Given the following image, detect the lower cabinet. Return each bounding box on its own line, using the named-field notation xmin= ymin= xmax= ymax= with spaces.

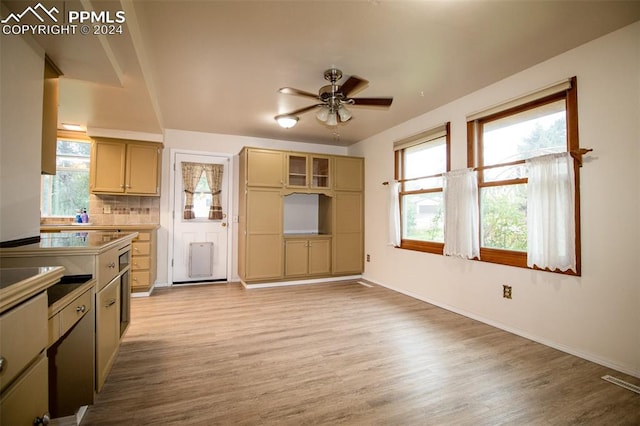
xmin=96 ymin=277 xmax=120 ymax=392
xmin=0 ymin=292 xmax=49 ymax=426
xmin=0 ymin=354 xmax=49 ymax=426
xmin=285 ymin=237 xmax=331 ymax=277
xmin=241 ymin=188 xmax=283 ymax=281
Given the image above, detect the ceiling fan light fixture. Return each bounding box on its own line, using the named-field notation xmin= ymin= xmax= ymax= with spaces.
xmin=316 ymin=106 xmax=329 ymax=122
xmin=338 ymin=105 xmax=352 ymax=122
xmin=275 ymin=115 xmax=298 ymax=129
xmin=326 ymin=112 xmax=338 ymax=126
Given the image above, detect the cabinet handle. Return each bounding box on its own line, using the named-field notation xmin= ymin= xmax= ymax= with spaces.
xmin=33 ymin=414 xmax=50 ymax=425
xmin=0 ymin=356 xmax=5 ymax=372
xmin=107 ymin=262 xmax=116 ymax=269
xmin=76 ymin=305 xmax=86 ymax=313
xmin=105 ymin=298 xmax=116 ymax=308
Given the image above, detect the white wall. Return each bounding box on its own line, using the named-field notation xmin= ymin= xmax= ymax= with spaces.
xmin=350 ymin=22 xmax=640 ymax=377
xmin=0 ymin=33 xmax=44 ymax=243
xmin=157 ymin=129 xmax=348 ymax=285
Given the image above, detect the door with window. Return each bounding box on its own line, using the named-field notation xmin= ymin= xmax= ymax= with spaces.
xmin=172 ymin=152 xmax=229 ymax=283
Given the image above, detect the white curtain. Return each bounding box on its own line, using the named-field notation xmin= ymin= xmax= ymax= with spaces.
xmin=387 ymin=181 xmax=401 ymax=247
xmin=526 ymin=152 xmax=576 ymax=272
xmin=443 ymin=169 xmax=479 ymax=259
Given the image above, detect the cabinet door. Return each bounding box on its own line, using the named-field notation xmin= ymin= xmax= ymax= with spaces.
xmin=334 ymin=156 xmax=364 ymax=191
xmin=96 ymin=277 xmax=120 ymax=391
xmin=284 ymin=240 xmax=309 ymax=276
xmin=0 ymin=354 xmax=48 ymax=426
xmin=245 ymin=189 xmax=283 ymax=280
xmin=247 ymin=149 xmax=284 ymax=187
xmin=126 ymin=143 xmax=160 ymax=195
xmin=90 ymin=141 xmax=126 ymax=193
xmin=286 ymin=154 xmax=308 ymax=188
xmin=308 ymin=238 xmax=331 ymax=275
xmin=333 ymin=192 xmax=363 ymax=274
xmin=310 ymin=156 xmax=331 ymax=189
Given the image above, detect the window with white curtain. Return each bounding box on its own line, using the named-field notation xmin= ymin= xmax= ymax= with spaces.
xmin=394 ymin=123 xmax=450 ymax=254
xmin=467 ymin=77 xmax=581 ymax=274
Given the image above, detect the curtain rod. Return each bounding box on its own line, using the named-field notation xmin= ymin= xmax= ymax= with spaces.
xmin=382 ymin=148 xmax=592 ymax=185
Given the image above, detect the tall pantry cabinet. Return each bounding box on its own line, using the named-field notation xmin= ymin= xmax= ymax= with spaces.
xmin=238 ymin=147 xmax=364 ymax=284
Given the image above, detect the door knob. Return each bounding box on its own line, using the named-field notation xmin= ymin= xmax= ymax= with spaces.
xmin=221 ymin=222 xmax=227 ymax=227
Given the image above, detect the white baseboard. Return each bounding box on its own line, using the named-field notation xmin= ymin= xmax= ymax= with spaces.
xmin=242 ymin=275 xmax=362 ymax=289
xmin=364 ymin=276 xmax=640 ymax=379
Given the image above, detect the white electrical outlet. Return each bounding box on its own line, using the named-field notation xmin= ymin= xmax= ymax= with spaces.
xmin=103 ymin=205 xmax=111 ymax=214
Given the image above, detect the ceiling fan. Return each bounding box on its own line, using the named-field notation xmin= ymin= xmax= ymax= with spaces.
xmin=275 ymin=68 xmax=393 ymax=128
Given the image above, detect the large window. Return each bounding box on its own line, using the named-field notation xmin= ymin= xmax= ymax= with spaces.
xmin=467 ymin=77 xmax=580 ymax=273
xmin=41 ymin=134 xmax=91 ymax=217
xmin=394 ymin=123 xmax=450 ymax=254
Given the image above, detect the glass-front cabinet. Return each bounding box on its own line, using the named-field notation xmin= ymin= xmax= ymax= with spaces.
xmin=286 ymin=153 xmax=331 ymax=190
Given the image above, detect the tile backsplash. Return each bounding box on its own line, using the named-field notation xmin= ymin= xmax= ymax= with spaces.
xmin=90 ymin=195 xmax=160 ymax=225
xmin=42 ymin=195 xmax=160 ymax=225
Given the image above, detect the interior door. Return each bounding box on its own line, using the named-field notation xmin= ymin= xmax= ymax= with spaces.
xmin=172 ymin=153 xmax=229 ymax=283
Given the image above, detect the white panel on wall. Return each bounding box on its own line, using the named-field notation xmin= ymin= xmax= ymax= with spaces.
xmin=283 ymin=194 xmax=319 ymax=234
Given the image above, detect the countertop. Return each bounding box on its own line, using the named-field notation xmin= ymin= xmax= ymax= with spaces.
xmin=0 ymin=266 xmax=65 ymax=312
xmin=0 ymin=231 xmax=138 ymax=257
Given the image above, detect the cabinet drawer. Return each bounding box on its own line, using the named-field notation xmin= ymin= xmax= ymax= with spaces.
xmin=131 ymin=271 xmax=150 ymax=289
xmin=131 ymin=256 xmax=150 ymax=271
xmin=0 ymin=292 xmax=47 ymax=391
xmin=59 ymin=289 xmax=91 ymax=339
xmin=0 ymin=353 xmax=48 ymax=426
xmin=98 ymin=247 xmax=119 ymax=289
xmin=134 ymin=232 xmax=151 ymax=242
xmin=132 ymin=241 xmax=150 ymax=256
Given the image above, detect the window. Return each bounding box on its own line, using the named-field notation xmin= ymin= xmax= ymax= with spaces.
xmin=41 ymin=134 xmax=91 ymax=217
xmin=467 ymin=77 xmax=580 ymax=274
xmin=394 ymin=123 xmax=450 ymax=253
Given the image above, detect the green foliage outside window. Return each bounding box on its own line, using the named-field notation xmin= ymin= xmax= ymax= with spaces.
xmin=480 ymin=111 xmax=566 ymax=251
xmin=41 ymin=140 xmax=90 ymax=217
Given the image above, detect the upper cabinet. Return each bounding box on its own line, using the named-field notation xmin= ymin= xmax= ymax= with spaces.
xmin=286 ymin=153 xmax=331 ymax=191
xmin=245 ymin=148 xmax=284 ymax=187
xmin=90 ymin=138 xmax=163 ymax=196
xmin=41 ymin=57 xmax=61 ymax=175
xmin=334 ymin=156 xmax=364 ymax=192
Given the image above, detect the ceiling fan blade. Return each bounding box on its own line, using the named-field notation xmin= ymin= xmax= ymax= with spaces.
xmin=340 ymin=76 xmax=369 ymax=97
xmin=350 ymin=97 xmax=394 ymax=107
xmin=278 ymin=87 xmax=320 ymax=99
xmin=280 ymin=104 xmax=323 ymax=116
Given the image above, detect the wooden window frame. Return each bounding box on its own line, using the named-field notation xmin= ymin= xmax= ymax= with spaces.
xmin=395 ymin=123 xmax=451 ymax=254
xmin=467 ymin=77 xmax=581 ymax=275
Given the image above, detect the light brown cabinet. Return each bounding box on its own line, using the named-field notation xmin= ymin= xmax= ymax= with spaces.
xmin=0 ymin=292 xmax=49 ymax=426
xmin=131 ymin=230 xmax=156 ymax=293
xmin=285 ymin=237 xmax=331 ymax=277
xmin=286 ymin=153 xmax=331 ymax=190
xmin=334 ymin=156 xmax=364 ymax=191
xmin=241 ymin=188 xmax=283 ymax=280
xmin=90 ymin=138 xmax=163 ymax=196
xmin=239 ymin=147 xmax=364 ymax=285
xmin=41 ymin=57 xmax=60 ymax=175
xmin=246 ymin=148 xmax=284 ymax=187
xmin=333 ymin=191 xmax=364 ymax=274
xmin=96 ymin=276 xmax=120 ymax=392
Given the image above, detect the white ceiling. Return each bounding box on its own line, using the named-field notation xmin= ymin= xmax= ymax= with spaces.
xmin=4 ymin=0 xmax=640 ymax=146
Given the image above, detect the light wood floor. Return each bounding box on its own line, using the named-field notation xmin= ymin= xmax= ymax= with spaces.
xmin=81 ymin=280 xmax=639 ymax=425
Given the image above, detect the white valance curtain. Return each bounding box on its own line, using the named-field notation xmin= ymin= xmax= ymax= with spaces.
xmin=443 ymin=169 xmax=480 ymax=259
xmin=387 ymin=181 xmax=401 ymax=247
xmin=526 ymin=152 xmax=576 ymax=272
